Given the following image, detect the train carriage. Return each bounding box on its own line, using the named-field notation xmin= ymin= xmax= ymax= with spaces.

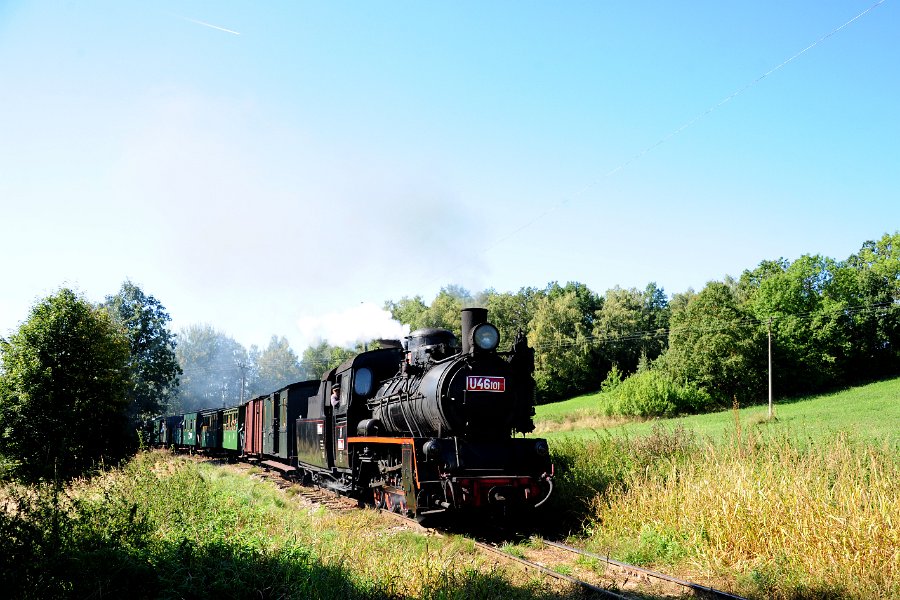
xmin=181 ymin=411 xmax=200 ymax=449
xmin=148 ymin=416 xmax=165 ymax=446
xmin=163 ymin=415 xmax=182 ymax=447
xmin=275 ymin=381 xmax=318 ymax=465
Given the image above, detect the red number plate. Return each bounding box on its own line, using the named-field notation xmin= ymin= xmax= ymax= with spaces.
xmin=466 ymin=376 xmax=506 ymax=392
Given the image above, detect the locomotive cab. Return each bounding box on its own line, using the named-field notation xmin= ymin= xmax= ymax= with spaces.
xmin=295 ymin=347 xmax=404 ymax=489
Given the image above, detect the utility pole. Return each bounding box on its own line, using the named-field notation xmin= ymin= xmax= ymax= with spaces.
xmin=768 ymin=317 xmax=774 ymax=419
xmin=238 ymin=361 xmax=247 ymax=404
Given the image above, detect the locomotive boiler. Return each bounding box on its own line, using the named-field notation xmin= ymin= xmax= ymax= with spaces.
xmin=366 ymin=308 xmax=538 ymax=440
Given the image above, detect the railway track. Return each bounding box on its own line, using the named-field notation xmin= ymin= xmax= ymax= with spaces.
xmin=476 ymin=538 xmax=748 ymax=599
xmin=218 ymin=456 xmax=748 ymax=599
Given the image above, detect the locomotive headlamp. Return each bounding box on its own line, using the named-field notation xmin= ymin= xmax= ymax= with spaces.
xmin=534 ymin=440 xmax=549 ymax=456
xmin=472 ymin=323 xmax=500 ymax=351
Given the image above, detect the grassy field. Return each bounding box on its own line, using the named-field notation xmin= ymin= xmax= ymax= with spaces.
xmin=534 ymin=376 xmax=900 ymax=448
xmin=536 ymin=376 xmax=900 ymax=599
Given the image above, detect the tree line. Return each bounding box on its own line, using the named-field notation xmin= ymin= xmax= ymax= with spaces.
xmin=0 ymin=282 xmax=357 ymax=483
xmin=173 ymin=326 xmax=359 ymax=413
xmin=386 ymin=232 xmax=900 ymax=412
xmin=2 ymin=232 xmax=897 ymax=483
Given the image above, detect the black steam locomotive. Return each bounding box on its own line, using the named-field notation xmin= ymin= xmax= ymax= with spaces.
xmin=150 ymin=308 xmax=553 ymax=518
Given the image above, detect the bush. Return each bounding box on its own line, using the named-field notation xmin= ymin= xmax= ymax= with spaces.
xmin=604 ymin=369 xmax=713 ymax=417
xmin=600 ymin=364 xmax=624 ymax=393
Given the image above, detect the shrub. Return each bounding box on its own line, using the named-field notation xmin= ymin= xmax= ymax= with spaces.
xmin=600 ymin=365 xmax=624 ymax=393
xmin=604 ymin=369 xmax=712 ymax=417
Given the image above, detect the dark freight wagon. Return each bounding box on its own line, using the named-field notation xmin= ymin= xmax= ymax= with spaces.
xmin=163 ymin=415 xmax=182 ymax=446
xmin=274 ymin=381 xmax=318 ymax=465
xmin=149 ymin=416 xmax=165 ymax=446
xmin=258 ymin=382 xmax=319 ymax=463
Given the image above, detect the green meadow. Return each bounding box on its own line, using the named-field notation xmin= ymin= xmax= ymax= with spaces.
xmin=534 ymin=376 xmax=900 ymax=448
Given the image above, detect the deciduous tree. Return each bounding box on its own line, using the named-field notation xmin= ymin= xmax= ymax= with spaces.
xmin=300 ymin=342 xmax=356 ymax=380
xmin=175 ymin=325 xmax=248 ymax=411
xmin=251 ymin=335 xmax=304 ymax=394
xmin=482 ymin=286 xmax=541 ymax=349
xmin=104 ymin=281 xmax=181 ymax=421
xmin=0 ymin=289 xmax=131 ymax=482
xmin=662 ymin=281 xmax=764 ymax=404
xmin=593 ymin=283 xmax=669 ymax=374
xmin=528 ymin=290 xmax=598 ymax=402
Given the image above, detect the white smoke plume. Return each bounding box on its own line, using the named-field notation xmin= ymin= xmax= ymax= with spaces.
xmin=296 ymin=302 xmax=409 ymax=350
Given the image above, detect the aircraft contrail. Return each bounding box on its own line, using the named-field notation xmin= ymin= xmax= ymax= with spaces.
xmin=180 ymin=15 xmax=241 ymax=36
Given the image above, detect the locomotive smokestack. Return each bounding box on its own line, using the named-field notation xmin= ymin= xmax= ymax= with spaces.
xmin=461 ymin=308 xmax=488 ymax=354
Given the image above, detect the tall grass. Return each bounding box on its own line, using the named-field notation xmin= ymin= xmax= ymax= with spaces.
xmin=0 ymin=452 xmax=565 ymax=599
xmin=551 ymin=426 xmax=900 ymax=599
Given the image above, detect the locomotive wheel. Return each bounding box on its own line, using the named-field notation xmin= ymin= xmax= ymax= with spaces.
xmin=372 ymin=488 xmax=385 ymax=509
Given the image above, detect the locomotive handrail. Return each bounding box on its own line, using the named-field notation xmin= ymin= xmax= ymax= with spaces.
xmin=398 ymin=390 xmax=423 ymax=438
xmin=533 ymin=477 xmax=553 ymax=508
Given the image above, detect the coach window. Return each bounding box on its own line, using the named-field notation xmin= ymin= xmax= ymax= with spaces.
xmin=337 ymin=375 xmax=351 ymax=413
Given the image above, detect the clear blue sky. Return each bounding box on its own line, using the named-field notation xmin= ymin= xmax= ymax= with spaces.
xmin=2 ymin=1 xmax=897 ymax=352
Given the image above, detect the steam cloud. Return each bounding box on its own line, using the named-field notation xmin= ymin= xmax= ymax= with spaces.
xmin=296 ymin=302 xmax=410 ymax=350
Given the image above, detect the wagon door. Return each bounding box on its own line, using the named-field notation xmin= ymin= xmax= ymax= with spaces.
xmin=263 ymin=392 xmax=279 ymax=455
xmin=278 ymin=393 xmax=288 ymax=460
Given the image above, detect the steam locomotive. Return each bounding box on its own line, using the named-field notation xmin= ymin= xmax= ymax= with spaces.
xmin=149 ymin=308 xmax=553 ymax=518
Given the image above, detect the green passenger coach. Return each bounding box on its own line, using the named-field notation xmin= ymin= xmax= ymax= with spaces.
xmin=222 ymin=406 xmax=243 ymax=452
xmin=181 ymin=412 xmax=200 ymax=448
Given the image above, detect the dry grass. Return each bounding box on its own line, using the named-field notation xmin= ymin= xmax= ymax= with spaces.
xmin=532 ymin=409 xmax=631 ymax=434
xmin=583 ymin=431 xmax=900 ymax=598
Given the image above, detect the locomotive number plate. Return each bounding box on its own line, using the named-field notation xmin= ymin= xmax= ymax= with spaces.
xmin=466 ymin=376 xmax=506 ymax=392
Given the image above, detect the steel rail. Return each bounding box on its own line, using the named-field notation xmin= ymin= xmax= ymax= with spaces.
xmin=544 ymin=540 xmax=748 ymax=600
xmin=472 ymin=541 xmax=633 ymax=600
